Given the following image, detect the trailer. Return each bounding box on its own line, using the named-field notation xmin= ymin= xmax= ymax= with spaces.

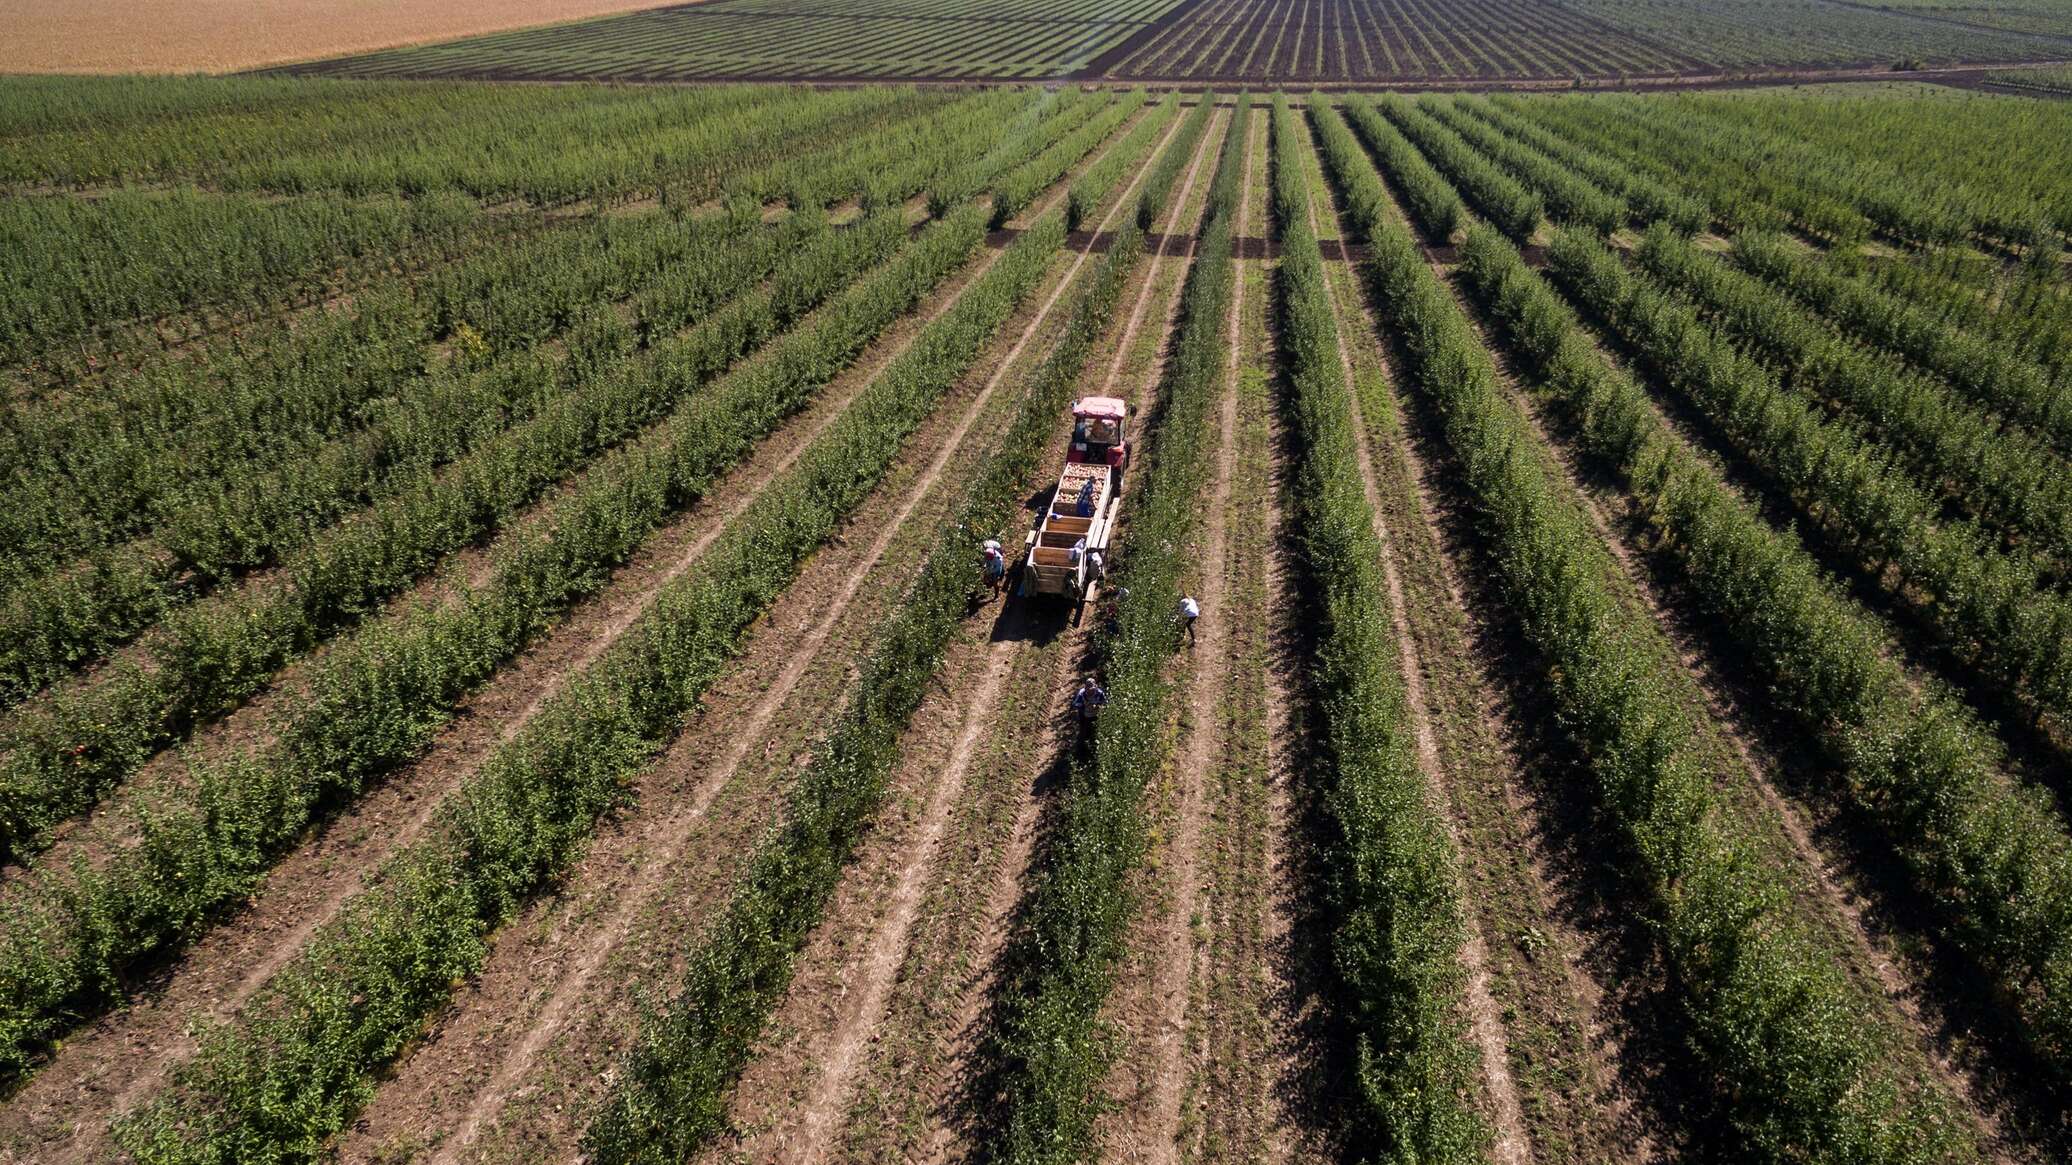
xmin=1019 ymin=395 xmax=1128 ymax=606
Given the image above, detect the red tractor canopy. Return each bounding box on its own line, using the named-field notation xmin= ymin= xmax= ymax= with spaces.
xmin=1070 ymin=396 xmax=1128 ymax=467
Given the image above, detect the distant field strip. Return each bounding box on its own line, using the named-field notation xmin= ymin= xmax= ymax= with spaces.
xmin=287 ymin=0 xmax=2072 ymax=81
xmin=291 ymin=0 xmax=1188 ymax=80
xmin=1110 ymin=0 xmax=1700 ymax=79
xmin=1565 ymin=0 xmax=2072 ymax=67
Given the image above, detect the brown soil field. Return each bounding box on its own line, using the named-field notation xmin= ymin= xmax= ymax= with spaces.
xmin=0 ymin=0 xmax=688 ymax=74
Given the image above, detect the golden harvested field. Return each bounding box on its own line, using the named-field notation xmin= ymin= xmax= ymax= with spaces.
xmin=0 ymin=0 xmax=686 ymax=74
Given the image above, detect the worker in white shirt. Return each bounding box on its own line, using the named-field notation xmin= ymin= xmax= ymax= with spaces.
xmin=980 ymin=538 xmax=1007 ymax=597
xmin=1178 ymin=594 xmax=1200 ymax=645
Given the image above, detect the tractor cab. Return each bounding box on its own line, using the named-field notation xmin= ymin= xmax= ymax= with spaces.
xmin=1068 ymin=396 xmax=1129 ymax=470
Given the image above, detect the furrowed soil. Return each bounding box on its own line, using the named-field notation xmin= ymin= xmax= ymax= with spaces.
xmin=1227 ymin=102 xmax=1328 ymax=1165
xmin=1090 ymin=105 xmax=1248 ymax=1165
xmin=1289 ymin=110 xmax=1529 ymax=1165
xmin=0 ymin=204 xmax=803 ymax=878
xmin=1354 ymin=115 xmax=2020 ymax=1159
xmin=0 ymin=0 xmax=691 ymax=74
xmin=1022 ymin=101 xmax=1229 ymax=1163
xmin=1522 ymin=241 xmax=2054 ymax=1160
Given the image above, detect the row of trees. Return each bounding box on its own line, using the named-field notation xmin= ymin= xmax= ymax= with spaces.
xmin=987 ymin=92 xmax=1241 ymax=1165
xmin=1296 ymin=96 xmax=1488 ymax=1164
xmin=1463 ymin=220 xmax=2072 ymax=1099
xmin=1550 ymin=231 xmax=2072 ymax=740
xmin=1333 ymin=110 xmax=1972 ymax=1164
xmin=0 ymin=206 xmax=961 ymax=1082
xmin=1731 ymin=230 xmax=2072 ymax=458
xmin=0 ymin=208 xmax=775 ymax=711
xmin=1390 ymin=75 xmax=2072 ymax=1102
xmin=0 ymin=212 xmax=886 ymax=863
xmin=1420 ymin=97 xmax=1624 ymax=234
xmin=0 ymin=93 xmax=1106 ymax=866
xmin=1474 ymin=94 xmax=1706 ymax=234
xmin=0 ymin=188 xmax=482 ymax=368
xmin=1637 ymin=225 xmax=2072 ymax=566
xmin=1372 ymin=93 xmax=1541 ymax=241
xmin=988 ymin=90 xmax=1147 ymax=229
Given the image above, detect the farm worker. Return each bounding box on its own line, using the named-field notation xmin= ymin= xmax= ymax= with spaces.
xmin=1100 ymin=586 xmax=1129 ymax=636
xmin=1076 ymin=477 xmax=1097 ymax=516
xmin=1179 ymin=594 xmax=1200 ymax=645
xmin=1086 ymin=549 xmax=1105 ymax=584
xmin=980 ymin=538 xmax=1007 ymax=596
xmin=1069 ymin=536 xmax=1087 ymax=566
xmin=1072 ymin=676 xmax=1107 ymax=726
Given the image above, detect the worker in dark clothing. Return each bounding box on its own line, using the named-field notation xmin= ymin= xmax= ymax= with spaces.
xmin=1071 ymin=676 xmax=1107 ymax=754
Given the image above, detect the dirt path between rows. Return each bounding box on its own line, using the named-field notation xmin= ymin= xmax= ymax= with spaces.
xmin=0 ymin=204 xmax=873 ymax=888
xmin=700 ymin=106 xmax=1205 ymax=1165
xmin=413 ymin=268 xmax=1051 ymax=1164
xmin=1294 ymin=116 xmax=1529 ymax=1164
xmin=1098 ymin=105 xmax=1243 ymax=1165
xmin=0 ymin=194 xmax=1048 ymax=1165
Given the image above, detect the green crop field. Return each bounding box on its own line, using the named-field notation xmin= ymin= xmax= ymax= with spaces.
xmin=4 ymin=64 xmax=2072 ymax=1165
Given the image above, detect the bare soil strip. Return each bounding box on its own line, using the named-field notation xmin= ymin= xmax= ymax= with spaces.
xmin=1397 ymin=158 xmax=2014 ymax=1150
xmin=0 ymin=172 xmax=1081 ymax=1165
xmin=1509 ymin=374 xmax=2025 ymax=1162
xmin=700 ymin=106 xmax=1206 ymax=1165
xmin=0 ymin=0 xmax=693 ymax=74
xmin=344 ymin=245 xmax=1038 ymax=1165
xmin=952 ymin=107 xmax=1228 ymax=1165
xmin=1292 ymin=111 xmax=1530 ymax=1163
xmin=1072 ymin=0 xmax=1217 ymax=78
xmin=1095 ymin=106 xmax=1243 ymax=1165
xmin=1185 ymin=105 xmax=1275 ymax=1165
xmin=828 ymin=608 xmax=1078 ymax=1165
